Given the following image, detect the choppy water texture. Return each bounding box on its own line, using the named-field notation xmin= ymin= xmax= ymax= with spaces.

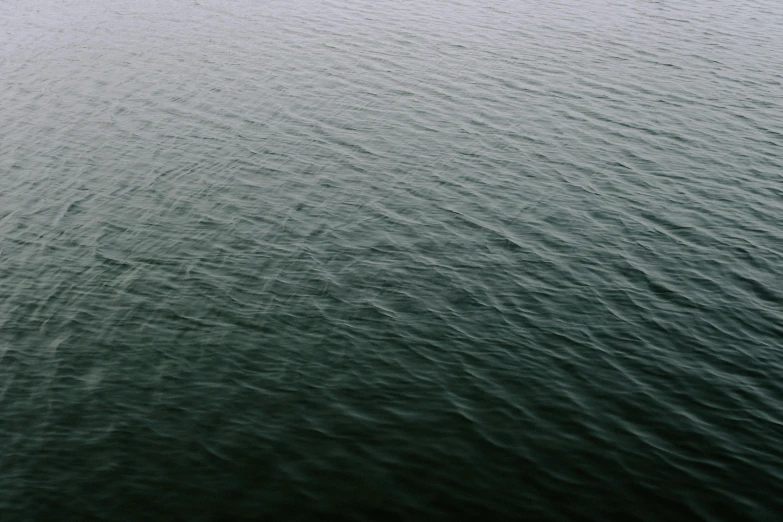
xmin=2 ymin=0 xmax=782 ymax=520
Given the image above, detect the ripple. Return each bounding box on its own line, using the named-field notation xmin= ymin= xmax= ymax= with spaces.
xmin=2 ymin=0 xmax=783 ymax=520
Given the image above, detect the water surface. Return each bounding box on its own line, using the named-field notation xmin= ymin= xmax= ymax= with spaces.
xmin=1 ymin=0 xmax=782 ymax=520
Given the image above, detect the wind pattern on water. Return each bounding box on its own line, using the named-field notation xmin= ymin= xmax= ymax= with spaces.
xmin=1 ymin=0 xmax=782 ymax=520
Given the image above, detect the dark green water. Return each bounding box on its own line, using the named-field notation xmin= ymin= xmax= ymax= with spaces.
xmin=1 ymin=0 xmax=782 ymax=520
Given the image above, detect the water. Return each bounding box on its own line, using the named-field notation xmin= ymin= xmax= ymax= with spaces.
xmin=1 ymin=0 xmax=782 ymax=520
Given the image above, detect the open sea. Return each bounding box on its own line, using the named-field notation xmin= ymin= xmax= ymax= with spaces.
xmin=1 ymin=0 xmax=782 ymax=520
